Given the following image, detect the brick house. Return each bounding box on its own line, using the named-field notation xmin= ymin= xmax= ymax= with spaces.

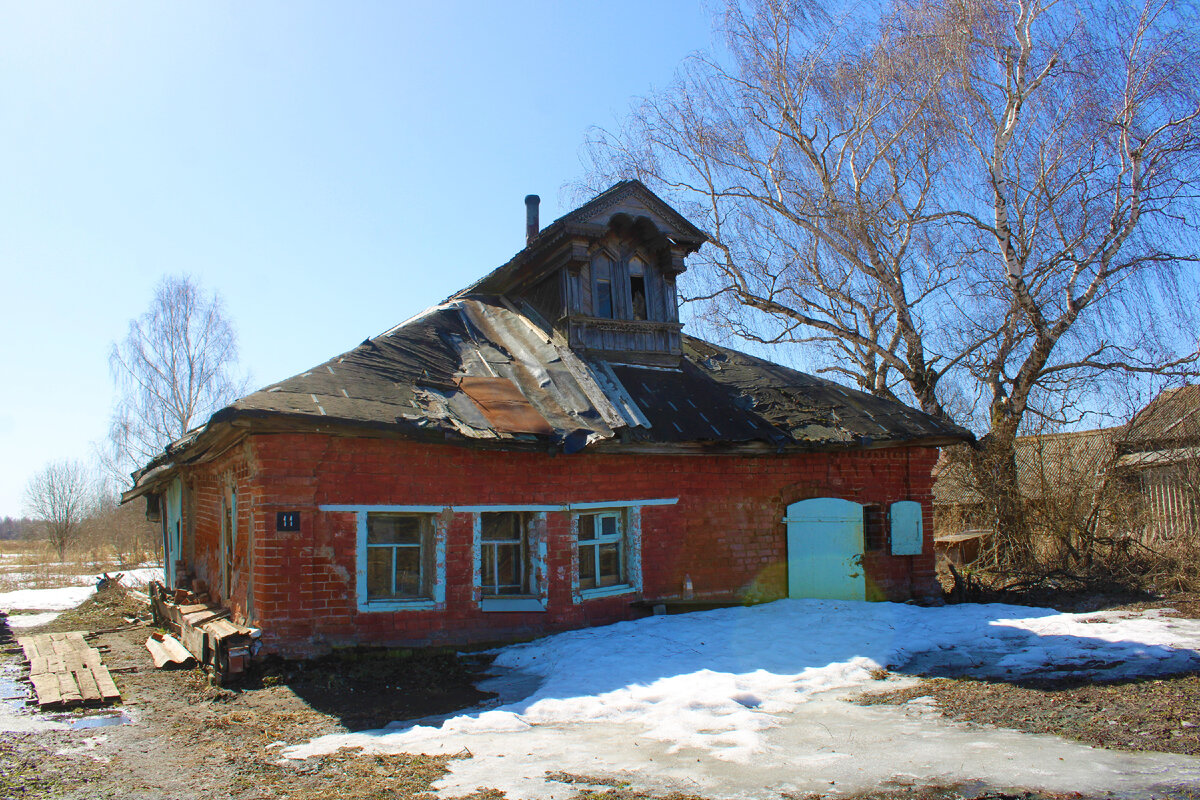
xmin=125 ymin=181 xmax=969 ymax=657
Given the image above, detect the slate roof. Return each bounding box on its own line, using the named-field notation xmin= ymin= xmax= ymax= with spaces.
xmin=208 ymin=297 xmax=968 ymax=453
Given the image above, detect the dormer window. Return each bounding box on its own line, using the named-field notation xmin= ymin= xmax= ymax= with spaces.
xmin=593 ymin=254 xmax=614 ymax=319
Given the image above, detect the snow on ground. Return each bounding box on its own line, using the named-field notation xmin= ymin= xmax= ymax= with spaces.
xmin=116 ymin=567 xmax=163 ymax=588
xmin=286 ymin=599 xmax=1200 ymax=799
xmin=0 ymin=585 xmax=95 ymax=612
xmin=5 ymin=612 xmax=61 ymax=628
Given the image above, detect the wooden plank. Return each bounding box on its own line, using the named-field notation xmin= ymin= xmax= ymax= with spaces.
xmin=180 ymin=623 xmax=207 ymax=663
xmin=56 ymin=671 xmax=82 ymax=705
xmin=183 ymin=609 xmax=228 ymax=627
xmin=28 ymin=656 xmax=49 ymax=676
xmin=29 ymin=673 xmax=61 ymax=707
xmin=92 ymin=666 xmax=121 ymax=702
xmin=72 ymin=662 xmax=101 ymax=703
xmin=202 ymin=618 xmax=242 ymax=640
xmin=178 ymin=603 xmax=213 ymax=615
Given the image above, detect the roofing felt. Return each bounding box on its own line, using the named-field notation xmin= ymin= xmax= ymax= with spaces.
xmin=207 ymin=296 xmax=968 ymax=454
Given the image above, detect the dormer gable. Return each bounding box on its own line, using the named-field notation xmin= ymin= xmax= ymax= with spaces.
xmin=453 ymin=181 xmax=708 ymax=365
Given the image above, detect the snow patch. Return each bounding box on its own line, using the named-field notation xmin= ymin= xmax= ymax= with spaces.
xmin=0 ymin=585 xmax=94 ymax=611
xmin=284 ymin=599 xmax=1200 ymax=798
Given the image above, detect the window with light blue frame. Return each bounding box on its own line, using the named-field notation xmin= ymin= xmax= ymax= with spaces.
xmin=573 ymin=503 xmax=649 ymax=600
xmin=335 ymin=506 xmax=447 ymax=612
xmin=476 ymin=510 xmax=547 ymax=612
xmin=366 ymin=513 xmax=434 ymax=601
xmin=577 ymin=510 xmax=625 ymax=590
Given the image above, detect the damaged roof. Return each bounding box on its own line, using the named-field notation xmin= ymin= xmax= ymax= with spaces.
xmin=126 ymin=181 xmax=971 ymax=498
xmin=203 ymin=297 xmax=967 ymax=454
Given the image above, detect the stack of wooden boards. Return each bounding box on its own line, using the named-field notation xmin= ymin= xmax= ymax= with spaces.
xmin=17 ymin=632 xmax=121 ymax=709
xmin=150 ymin=590 xmax=255 ymax=679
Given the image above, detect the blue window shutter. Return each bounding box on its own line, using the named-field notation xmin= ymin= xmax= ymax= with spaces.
xmin=890 ymin=501 xmax=923 ymax=556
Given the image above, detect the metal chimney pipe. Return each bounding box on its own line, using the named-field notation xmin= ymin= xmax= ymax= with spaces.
xmin=525 ymin=194 xmax=540 ymax=245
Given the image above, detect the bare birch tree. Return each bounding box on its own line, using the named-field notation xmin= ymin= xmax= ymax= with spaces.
xmin=105 ymin=275 xmax=248 ymax=485
xmin=23 ymin=460 xmax=92 ymax=561
xmin=585 ymin=0 xmax=1200 ymax=564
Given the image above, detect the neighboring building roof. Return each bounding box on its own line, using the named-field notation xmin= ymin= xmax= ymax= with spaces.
xmin=933 ymin=429 xmax=1116 ymax=506
xmin=1121 ymin=385 xmax=1200 ymax=452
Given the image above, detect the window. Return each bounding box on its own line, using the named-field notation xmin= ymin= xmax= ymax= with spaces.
xmin=628 ymin=256 xmax=649 ymax=320
xmin=365 ymin=513 xmax=433 ymax=601
xmin=593 ymin=254 xmax=614 ymax=319
xmin=480 ymin=512 xmax=532 ymax=596
xmin=577 ymin=510 xmax=625 ymax=590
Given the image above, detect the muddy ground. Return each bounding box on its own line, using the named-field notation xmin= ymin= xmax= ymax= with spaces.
xmin=1 ymin=587 xmax=1198 ymax=800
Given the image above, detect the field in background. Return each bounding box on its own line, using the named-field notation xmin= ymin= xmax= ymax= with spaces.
xmin=0 ymin=538 xmax=160 ymax=593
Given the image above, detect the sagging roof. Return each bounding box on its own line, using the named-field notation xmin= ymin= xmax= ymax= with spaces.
xmin=201 ymin=297 xmax=966 ymax=454
xmin=1122 ymin=385 xmax=1200 ymax=451
xmin=125 ymin=181 xmax=971 ymax=500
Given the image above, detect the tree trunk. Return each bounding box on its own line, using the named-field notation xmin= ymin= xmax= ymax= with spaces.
xmin=971 ymin=410 xmax=1034 ymax=570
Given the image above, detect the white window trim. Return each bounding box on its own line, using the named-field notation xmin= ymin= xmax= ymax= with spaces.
xmin=320 ymin=499 xmax=675 ymax=613
xmin=573 ymin=505 xmax=644 ymax=602
xmin=352 ymin=510 xmax=447 ymax=612
xmin=475 ymin=511 xmax=549 ymax=612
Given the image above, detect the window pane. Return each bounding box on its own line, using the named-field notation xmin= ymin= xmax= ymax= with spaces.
xmin=482 ymin=512 xmax=521 ymax=542
xmin=578 ymin=515 xmax=595 ymax=541
xmin=366 ymin=546 xmax=393 ymax=598
xmin=596 ymin=280 xmax=613 ymax=318
xmin=598 ymin=543 xmax=621 ymax=586
xmin=579 ymin=543 xmax=596 ymax=589
xmin=483 ymin=543 xmax=525 ymax=595
xmin=368 ymin=515 xmax=422 ymax=545
xmin=394 ymin=546 xmax=422 ymax=596
xmin=600 ymin=515 xmax=618 ymax=538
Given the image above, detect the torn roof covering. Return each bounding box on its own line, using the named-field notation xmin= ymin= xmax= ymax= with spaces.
xmin=206 ymin=296 xmax=969 ymax=452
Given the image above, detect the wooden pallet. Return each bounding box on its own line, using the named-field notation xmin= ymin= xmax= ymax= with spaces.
xmin=16 ymin=632 xmax=121 ymax=708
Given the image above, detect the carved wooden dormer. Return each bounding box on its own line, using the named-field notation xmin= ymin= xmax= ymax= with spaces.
xmin=457 ymin=181 xmax=707 ymax=366
xmin=562 ymin=212 xmax=689 ymax=362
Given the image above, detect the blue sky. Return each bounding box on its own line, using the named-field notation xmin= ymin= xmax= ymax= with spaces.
xmin=0 ymin=2 xmax=717 ymax=516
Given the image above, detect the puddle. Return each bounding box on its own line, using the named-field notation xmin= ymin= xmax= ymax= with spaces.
xmin=67 ymin=711 xmax=131 ymax=730
xmin=1 ymin=671 xmax=31 ymax=711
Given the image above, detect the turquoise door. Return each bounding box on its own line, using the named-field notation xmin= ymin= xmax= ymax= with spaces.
xmin=784 ymin=498 xmax=865 ymax=600
xmin=165 ymin=479 xmax=183 ymax=589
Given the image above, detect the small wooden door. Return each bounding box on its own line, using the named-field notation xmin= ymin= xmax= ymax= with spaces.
xmin=784 ymin=498 xmax=865 ymax=600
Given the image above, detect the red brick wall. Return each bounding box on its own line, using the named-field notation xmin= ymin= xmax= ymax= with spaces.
xmin=180 ymin=442 xmax=255 ymax=620
xmin=183 ymin=434 xmax=940 ymax=657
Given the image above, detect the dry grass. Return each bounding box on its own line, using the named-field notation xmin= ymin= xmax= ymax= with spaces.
xmin=0 ymin=539 xmax=145 ymax=592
